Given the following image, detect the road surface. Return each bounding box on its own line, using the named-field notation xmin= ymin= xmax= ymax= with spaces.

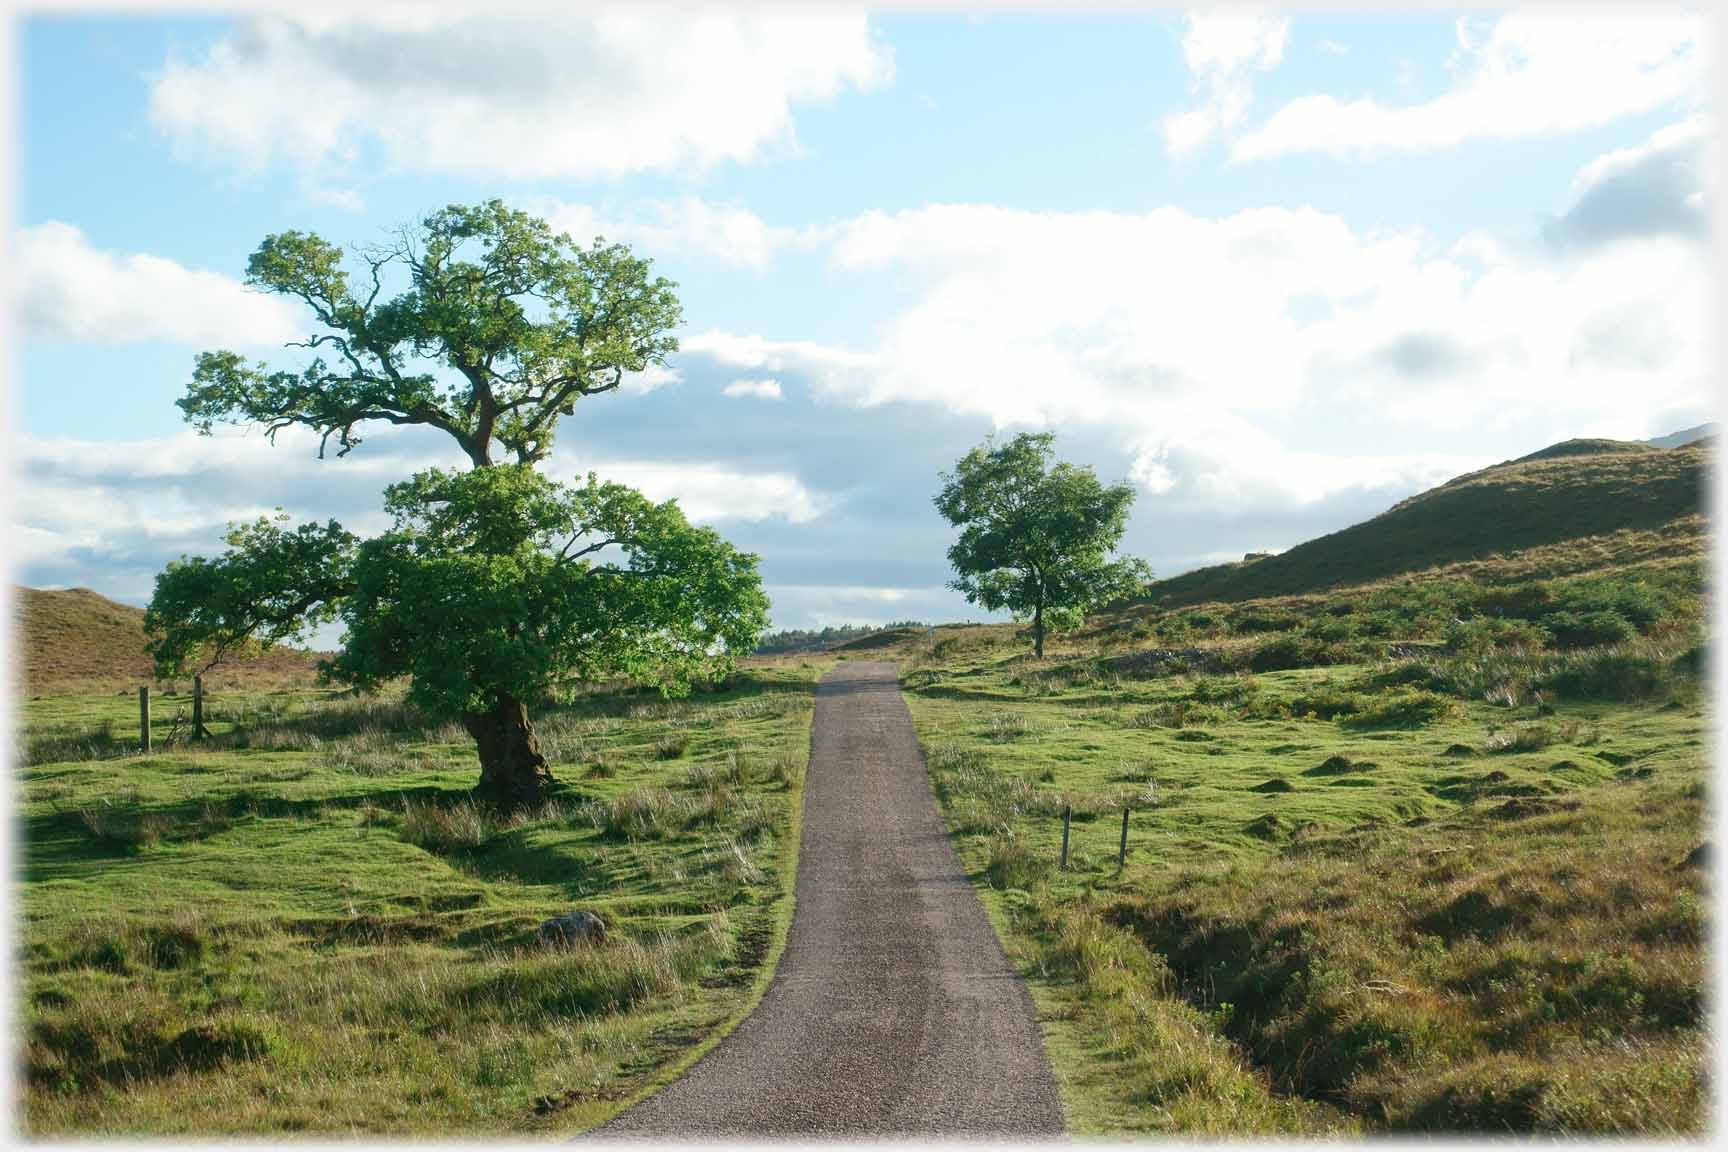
xmin=596 ymin=660 xmax=1064 ymax=1138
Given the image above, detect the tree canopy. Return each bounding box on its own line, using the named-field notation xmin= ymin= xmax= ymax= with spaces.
xmin=146 ymin=202 xmax=766 ymax=806
xmin=180 ymin=199 xmax=682 ymax=467
xmin=934 ymin=432 xmax=1150 ymax=657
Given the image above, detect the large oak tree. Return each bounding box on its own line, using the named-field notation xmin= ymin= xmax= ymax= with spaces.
xmin=145 ymin=201 xmax=769 ymax=806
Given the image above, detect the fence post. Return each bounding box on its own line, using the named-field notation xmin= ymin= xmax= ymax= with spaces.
xmin=1060 ymin=803 xmax=1072 ymax=869
xmin=138 ymin=686 xmax=151 ymax=753
xmin=1118 ymin=806 xmax=1130 ymax=871
xmin=192 ymin=676 xmax=208 ymax=740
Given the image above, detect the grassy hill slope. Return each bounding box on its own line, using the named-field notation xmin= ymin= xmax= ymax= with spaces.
xmin=15 ymin=587 xmax=323 ymax=694
xmin=1143 ymin=440 xmax=1706 ymax=608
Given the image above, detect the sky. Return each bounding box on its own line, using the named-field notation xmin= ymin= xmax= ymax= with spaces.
xmin=9 ymin=6 xmax=1718 ymax=633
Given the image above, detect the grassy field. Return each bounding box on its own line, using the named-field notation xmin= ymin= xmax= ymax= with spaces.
xmin=17 ymin=656 xmax=826 ymax=1135
xmin=899 ymin=616 xmax=1707 ymax=1135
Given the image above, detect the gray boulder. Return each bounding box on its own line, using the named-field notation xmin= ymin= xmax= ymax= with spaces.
xmin=538 ymin=910 xmax=607 ymax=948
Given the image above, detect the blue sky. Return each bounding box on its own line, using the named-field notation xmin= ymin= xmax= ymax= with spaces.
xmin=11 ymin=8 xmax=1715 ymax=631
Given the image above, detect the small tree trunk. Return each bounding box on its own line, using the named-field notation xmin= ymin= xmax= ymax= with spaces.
xmin=1033 ymin=602 xmax=1045 ymax=659
xmin=463 ymin=693 xmax=553 ymax=808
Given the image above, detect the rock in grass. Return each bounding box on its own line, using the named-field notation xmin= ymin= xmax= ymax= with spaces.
xmin=1251 ymin=778 xmax=1294 ymax=794
xmin=538 ymin=910 xmax=607 ymax=948
xmin=1441 ymin=743 xmax=1478 ymax=758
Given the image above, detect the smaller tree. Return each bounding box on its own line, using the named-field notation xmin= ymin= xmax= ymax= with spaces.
xmin=934 ymin=433 xmax=1150 ymax=657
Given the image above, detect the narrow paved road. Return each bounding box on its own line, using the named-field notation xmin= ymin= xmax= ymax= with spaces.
xmin=597 ymin=660 xmax=1064 ymax=1138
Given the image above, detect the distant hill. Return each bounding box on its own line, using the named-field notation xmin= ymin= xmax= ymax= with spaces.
xmin=755 ymin=620 xmax=930 ymax=655
xmin=14 ymin=586 xmax=325 ymax=694
xmin=827 ymin=625 xmax=931 ymax=652
xmin=1141 ymin=439 xmax=1707 ymax=607
xmin=1646 ymin=423 xmax=1716 ymax=450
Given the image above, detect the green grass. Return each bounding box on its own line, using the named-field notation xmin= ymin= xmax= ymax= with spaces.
xmin=17 ymin=656 xmax=828 ymax=1135
xmin=900 ymin=623 xmax=1707 ymax=1136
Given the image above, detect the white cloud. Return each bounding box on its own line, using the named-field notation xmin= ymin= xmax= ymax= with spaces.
xmin=553 ymin=458 xmax=830 ymax=524
xmin=1126 ymin=421 xmax=1488 ymax=513
xmin=689 ymin=118 xmax=1709 ymax=508
xmin=304 ymin=183 xmax=365 ymax=212
xmin=683 ymin=329 xmax=878 ymax=400
xmin=722 ymin=378 xmax=783 ymax=400
xmin=1236 ymin=12 xmax=1703 ymax=160
xmin=763 ymin=584 xmax=963 ymax=630
xmin=150 ymin=10 xmax=892 ymax=180
xmin=542 ymin=197 xmax=824 ymax=270
xmin=1163 ymin=11 xmax=1289 ymax=156
xmin=15 ymin=422 xmax=837 ymax=609
xmin=621 ymin=363 xmax=681 ymax=396
xmin=1546 ymin=115 xmax=1714 ymax=249
xmin=13 ymin=424 xmax=454 ymax=599
xmin=15 ymin=222 xmax=302 ymax=346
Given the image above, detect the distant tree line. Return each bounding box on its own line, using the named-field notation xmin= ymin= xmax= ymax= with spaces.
xmin=754 ymin=620 xmax=930 ymax=654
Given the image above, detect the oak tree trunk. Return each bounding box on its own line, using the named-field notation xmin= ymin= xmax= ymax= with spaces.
xmin=1033 ymin=601 xmax=1045 ymax=659
xmin=464 ymin=693 xmax=554 ymax=808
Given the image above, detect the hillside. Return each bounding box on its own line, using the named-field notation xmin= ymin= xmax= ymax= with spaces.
xmin=1647 ymin=423 xmax=1716 ymax=449
xmin=14 ymin=586 xmax=324 ymax=694
xmin=1141 ymin=439 xmax=1707 ymax=608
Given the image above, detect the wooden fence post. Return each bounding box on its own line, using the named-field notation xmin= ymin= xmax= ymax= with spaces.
xmin=138 ymin=686 xmax=151 ymax=753
xmin=1060 ymin=803 xmax=1072 ymax=870
xmin=1118 ymin=807 xmax=1130 ymax=871
xmin=192 ymin=676 xmax=208 ymax=740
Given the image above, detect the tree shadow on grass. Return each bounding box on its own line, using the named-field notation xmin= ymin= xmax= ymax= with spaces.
xmin=20 ymin=783 xmax=464 ymax=885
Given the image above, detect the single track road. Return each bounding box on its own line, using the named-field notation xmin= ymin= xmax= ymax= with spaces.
xmin=596 ymin=660 xmax=1064 ymax=1138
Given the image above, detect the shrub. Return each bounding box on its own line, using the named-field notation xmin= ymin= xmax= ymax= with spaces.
xmin=1233 ymin=609 xmax=1300 ymax=634
xmin=1303 ymin=616 xmax=1359 ymax=644
xmin=1446 ymin=617 xmax=1552 ymax=655
xmin=1542 ymin=648 xmax=1676 ymax=702
xmin=1190 ymin=674 xmax=1258 ymax=706
xmin=1131 ymin=701 xmax=1227 ymax=728
xmin=1543 ymin=610 xmax=1637 ymax=649
xmin=1341 ymin=689 xmax=1455 ymax=730
xmin=1248 ymin=635 xmax=1352 ymax=672
xmin=1291 ymin=687 xmax=1364 ymax=720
